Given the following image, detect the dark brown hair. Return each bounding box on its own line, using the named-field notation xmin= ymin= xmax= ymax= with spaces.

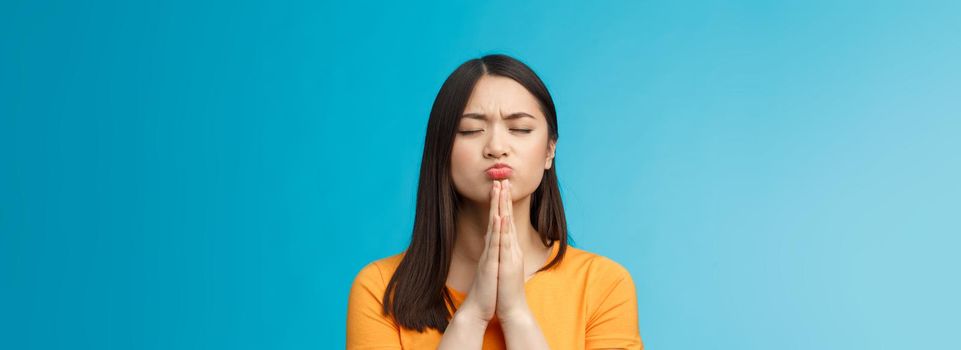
xmin=382 ymin=53 xmax=570 ymax=333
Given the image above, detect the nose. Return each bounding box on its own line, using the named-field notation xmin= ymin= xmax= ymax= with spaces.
xmin=484 ymin=125 xmax=509 ymax=159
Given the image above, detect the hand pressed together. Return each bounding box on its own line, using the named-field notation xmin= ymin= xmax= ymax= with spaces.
xmin=460 ymin=179 xmax=530 ymax=324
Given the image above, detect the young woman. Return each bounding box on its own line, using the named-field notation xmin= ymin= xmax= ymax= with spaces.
xmin=346 ymin=54 xmax=643 ymax=349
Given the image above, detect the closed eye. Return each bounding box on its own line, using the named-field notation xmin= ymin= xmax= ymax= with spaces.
xmin=457 ymin=129 xmax=533 ymax=135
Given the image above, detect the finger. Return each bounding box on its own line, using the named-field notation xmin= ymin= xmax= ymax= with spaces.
xmin=501 ymin=202 xmax=519 ymax=263
xmin=489 ymin=215 xmax=501 ymax=262
xmin=481 ymin=219 xmax=492 ymax=259
xmin=486 ymin=182 xmax=499 ymax=250
xmin=499 ymin=179 xmax=508 ymax=218
xmin=505 ymin=181 xmax=518 ymax=250
xmin=505 ymin=180 xmax=516 ymax=240
xmin=500 ymin=213 xmax=512 ymax=263
xmin=484 ymin=183 xmax=498 ymax=250
xmin=500 ymin=181 xmax=511 ymax=262
xmin=509 ymin=213 xmax=522 ymax=258
xmin=506 ymin=179 xmax=514 ymax=219
xmin=490 ymin=181 xmax=500 ymax=223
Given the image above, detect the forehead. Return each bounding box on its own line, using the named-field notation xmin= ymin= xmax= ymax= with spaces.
xmin=462 ymin=75 xmax=543 ymax=120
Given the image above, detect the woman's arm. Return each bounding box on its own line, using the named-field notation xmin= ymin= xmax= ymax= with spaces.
xmin=346 ymin=262 xmax=402 ymax=350
xmin=584 ymin=258 xmax=643 ymax=350
xmin=500 ymin=305 xmax=550 ymax=350
xmin=437 ymin=304 xmax=489 ymax=350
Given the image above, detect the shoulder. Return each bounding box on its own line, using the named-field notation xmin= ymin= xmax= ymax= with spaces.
xmin=351 ymin=251 xmax=407 ymax=290
xmin=561 ymin=247 xmax=639 ymax=320
xmin=563 ymin=245 xmax=632 ymax=278
xmin=559 ymin=246 xmax=635 ymax=292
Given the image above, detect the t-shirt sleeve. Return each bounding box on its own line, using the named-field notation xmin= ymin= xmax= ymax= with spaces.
xmin=585 ymin=257 xmax=644 ymax=350
xmin=346 ymin=261 xmax=402 ymax=349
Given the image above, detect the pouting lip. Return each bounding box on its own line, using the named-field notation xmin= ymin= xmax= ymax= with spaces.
xmin=486 ymin=163 xmax=512 ymax=171
xmin=485 ymin=167 xmax=513 ymax=180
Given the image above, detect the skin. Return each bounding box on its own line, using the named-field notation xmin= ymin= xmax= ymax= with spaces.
xmin=437 ymin=75 xmax=556 ymax=349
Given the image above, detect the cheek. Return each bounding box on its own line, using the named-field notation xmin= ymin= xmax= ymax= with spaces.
xmin=450 ymin=142 xmax=471 ymax=173
xmin=517 ymin=138 xmax=551 ymax=191
xmin=449 ymin=142 xmax=480 ymax=195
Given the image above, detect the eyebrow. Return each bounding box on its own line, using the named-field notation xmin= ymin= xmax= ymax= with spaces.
xmin=461 ymin=112 xmax=536 ymax=121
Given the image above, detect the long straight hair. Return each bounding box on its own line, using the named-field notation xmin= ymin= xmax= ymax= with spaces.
xmin=382 ymin=54 xmax=569 ymax=333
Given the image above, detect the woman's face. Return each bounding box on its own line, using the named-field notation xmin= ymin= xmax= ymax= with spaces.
xmin=451 ymin=75 xmax=556 ymax=204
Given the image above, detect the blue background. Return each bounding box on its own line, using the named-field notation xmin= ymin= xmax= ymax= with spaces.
xmin=2 ymin=1 xmax=959 ymax=349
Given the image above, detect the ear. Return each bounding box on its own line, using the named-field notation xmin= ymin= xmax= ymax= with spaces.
xmin=544 ymin=139 xmax=556 ymax=170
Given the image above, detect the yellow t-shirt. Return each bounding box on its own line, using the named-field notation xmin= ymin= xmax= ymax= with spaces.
xmin=346 ymin=243 xmax=644 ymax=349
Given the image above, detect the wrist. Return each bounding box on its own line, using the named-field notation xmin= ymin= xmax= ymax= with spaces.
xmin=497 ymin=305 xmax=534 ymax=325
xmin=453 ymin=304 xmax=491 ymax=329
